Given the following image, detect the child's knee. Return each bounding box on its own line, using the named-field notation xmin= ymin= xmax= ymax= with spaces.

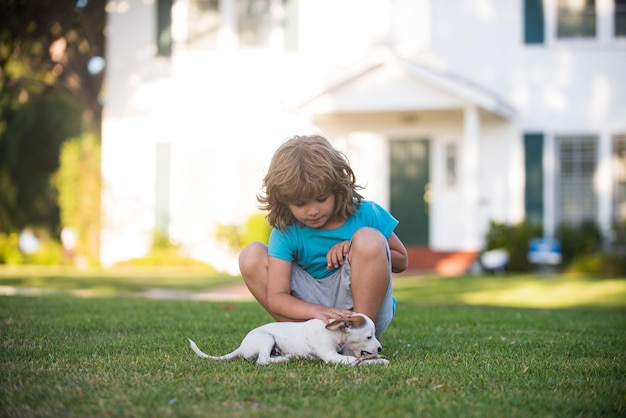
xmin=238 ymin=242 xmax=268 ymax=273
xmin=351 ymin=228 xmax=387 ymax=257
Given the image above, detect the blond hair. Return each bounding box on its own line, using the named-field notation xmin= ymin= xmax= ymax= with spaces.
xmin=258 ymin=135 xmax=364 ymax=230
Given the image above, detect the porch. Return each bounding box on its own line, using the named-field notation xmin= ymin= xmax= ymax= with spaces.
xmin=404 ymin=246 xmax=478 ymax=276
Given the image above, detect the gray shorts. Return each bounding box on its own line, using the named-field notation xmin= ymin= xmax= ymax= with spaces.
xmin=290 ymin=248 xmax=395 ymax=338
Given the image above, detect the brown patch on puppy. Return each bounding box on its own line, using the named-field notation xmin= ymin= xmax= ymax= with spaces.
xmin=325 ymin=315 xmax=366 ymax=331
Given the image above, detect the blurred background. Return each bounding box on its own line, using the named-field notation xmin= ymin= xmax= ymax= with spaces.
xmin=1 ymin=0 xmax=625 ymax=276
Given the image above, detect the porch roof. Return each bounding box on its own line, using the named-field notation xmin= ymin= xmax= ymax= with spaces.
xmin=287 ymin=48 xmax=516 ymax=120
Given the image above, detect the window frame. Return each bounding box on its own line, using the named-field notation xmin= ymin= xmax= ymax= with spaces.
xmin=527 ymin=0 xmax=626 ymax=45
xmin=555 ymin=134 xmax=599 ymax=226
xmin=614 ymin=134 xmax=626 ymax=222
xmin=176 ymin=0 xmax=298 ymax=52
xmin=444 ymin=142 xmax=458 ymax=190
xmin=556 ymin=0 xmax=597 ymax=39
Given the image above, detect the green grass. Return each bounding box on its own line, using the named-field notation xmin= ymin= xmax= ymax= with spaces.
xmin=1 ymin=270 xmax=625 ymax=417
xmin=2 ymin=266 xmax=625 ymax=309
xmin=0 ymin=266 xmax=239 ymax=296
xmin=393 ymin=274 xmax=626 ymax=309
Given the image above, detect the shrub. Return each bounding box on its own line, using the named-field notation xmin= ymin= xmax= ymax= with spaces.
xmin=566 ymin=220 xmax=626 ymax=276
xmin=0 ymin=233 xmax=23 ymax=264
xmin=606 ymin=220 xmax=626 ymax=275
xmin=0 ymin=231 xmax=64 ymax=265
xmin=215 ymin=213 xmax=271 ymax=253
xmin=57 ymin=131 xmax=101 ymax=265
xmin=26 ymin=238 xmax=64 ymax=265
xmin=241 ymin=213 xmax=271 ymax=246
xmin=555 ymin=220 xmax=602 ymax=266
xmin=113 ymin=249 xmax=215 ymax=269
xmin=604 ymin=253 xmax=626 ymax=276
xmin=113 ymin=230 xmax=216 ymax=270
xmin=484 ymin=220 xmax=543 ymax=272
xmin=566 ymin=253 xmax=606 ymax=274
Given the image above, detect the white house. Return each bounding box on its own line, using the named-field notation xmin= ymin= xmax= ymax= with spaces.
xmin=101 ymin=0 xmax=626 ymax=273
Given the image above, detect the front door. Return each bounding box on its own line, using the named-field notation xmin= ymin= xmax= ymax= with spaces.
xmin=390 ymin=139 xmax=430 ymax=245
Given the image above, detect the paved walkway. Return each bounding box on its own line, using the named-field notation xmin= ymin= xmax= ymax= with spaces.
xmin=142 ymin=284 xmax=255 ymax=301
xmin=0 ymin=283 xmax=255 ymax=302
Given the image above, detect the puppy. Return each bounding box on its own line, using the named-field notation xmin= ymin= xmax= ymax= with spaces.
xmin=188 ymin=313 xmax=389 ymax=366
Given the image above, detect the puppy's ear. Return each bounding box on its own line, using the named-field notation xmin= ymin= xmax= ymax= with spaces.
xmin=325 ymin=315 xmax=366 ymax=331
xmin=344 ymin=315 xmax=366 ymax=329
xmin=325 ymin=318 xmax=348 ymax=331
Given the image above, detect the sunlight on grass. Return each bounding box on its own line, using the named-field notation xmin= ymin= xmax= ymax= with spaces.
xmin=1 ymin=266 xmax=625 ymax=309
xmin=461 ymin=279 xmax=626 ymax=308
xmin=394 ymin=274 xmax=626 ymax=309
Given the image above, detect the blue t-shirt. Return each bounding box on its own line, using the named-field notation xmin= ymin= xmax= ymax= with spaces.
xmin=268 ymin=200 xmax=398 ymax=279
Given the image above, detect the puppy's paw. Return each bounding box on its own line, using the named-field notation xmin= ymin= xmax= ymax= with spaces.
xmin=352 ymin=354 xmax=389 ymax=366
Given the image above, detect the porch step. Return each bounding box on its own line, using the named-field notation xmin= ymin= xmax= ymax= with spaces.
xmin=404 ymin=247 xmax=478 ymax=276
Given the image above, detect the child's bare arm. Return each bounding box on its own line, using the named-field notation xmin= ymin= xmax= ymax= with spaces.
xmin=266 ymin=256 xmax=352 ymax=322
xmin=388 ymin=232 xmax=408 ymax=273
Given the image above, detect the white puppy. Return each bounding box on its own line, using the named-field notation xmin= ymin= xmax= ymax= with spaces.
xmin=188 ymin=313 xmax=389 ymax=366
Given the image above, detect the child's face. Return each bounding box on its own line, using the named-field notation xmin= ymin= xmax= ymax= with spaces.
xmin=288 ymin=194 xmax=338 ymax=229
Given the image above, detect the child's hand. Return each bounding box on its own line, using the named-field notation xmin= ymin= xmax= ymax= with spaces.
xmin=313 ymin=306 xmax=354 ymax=324
xmin=326 ymin=240 xmax=350 ymax=269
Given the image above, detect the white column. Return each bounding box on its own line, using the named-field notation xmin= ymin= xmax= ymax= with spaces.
xmin=597 ymin=0 xmax=615 ymax=45
xmin=462 ymin=105 xmax=480 ymax=250
xmin=218 ymin=0 xmax=238 ymax=50
xmin=544 ymin=0 xmax=557 ymax=46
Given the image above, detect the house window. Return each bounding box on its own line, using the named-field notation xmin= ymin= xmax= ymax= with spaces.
xmin=557 ymin=0 xmax=596 ymax=38
xmin=186 ymin=0 xmax=220 ymax=51
xmin=185 ymin=0 xmax=298 ymax=50
xmin=238 ymin=0 xmax=300 ymax=49
xmin=614 ymin=134 xmax=626 ymax=221
xmin=238 ymin=0 xmax=274 ymax=48
xmin=616 ymin=0 xmax=626 ymax=37
xmin=556 ymin=135 xmax=598 ymax=225
xmin=445 ymin=143 xmax=457 ymax=189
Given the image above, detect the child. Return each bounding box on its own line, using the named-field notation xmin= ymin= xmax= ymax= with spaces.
xmin=239 ymin=134 xmax=408 ymax=338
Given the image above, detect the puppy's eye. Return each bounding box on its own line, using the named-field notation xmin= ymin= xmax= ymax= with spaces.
xmin=367 ymin=336 xmax=372 ymax=340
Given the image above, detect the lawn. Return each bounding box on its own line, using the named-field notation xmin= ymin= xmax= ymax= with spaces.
xmin=1 ymin=269 xmax=625 ymax=417
xmin=0 ymin=266 xmax=236 ymax=295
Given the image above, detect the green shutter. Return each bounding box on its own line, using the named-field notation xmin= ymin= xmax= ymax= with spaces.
xmin=524 ymin=0 xmax=545 ymax=44
xmin=615 ymin=0 xmax=626 ymax=37
xmin=524 ymin=133 xmax=544 ymax=227
xmin=157 ymin=0 xmax=173 ymax=57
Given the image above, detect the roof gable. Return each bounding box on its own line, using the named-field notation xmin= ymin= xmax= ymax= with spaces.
xmin=290 ymin=49 xmax=515 ymax=119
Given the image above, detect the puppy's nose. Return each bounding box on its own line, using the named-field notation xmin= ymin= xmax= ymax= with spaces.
xmin=377 ymin=346 xmax=382 ymax=353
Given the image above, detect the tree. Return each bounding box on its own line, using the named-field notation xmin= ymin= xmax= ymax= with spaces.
xmin=57 ymin=131 xmax=101 ymax=263
xmin=0 ymin=0 xmax=105 ymax=237
xmin=0 ymin=94 xmax=82 ymax=232
xmin=0 ymin=0 xmax=105 ymax=128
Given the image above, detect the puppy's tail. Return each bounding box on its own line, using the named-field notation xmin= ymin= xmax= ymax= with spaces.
xmin=188 ymin=338 xmax=212 ymax=359
xmin=188 ymin=338 xmax=239 ymax=361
